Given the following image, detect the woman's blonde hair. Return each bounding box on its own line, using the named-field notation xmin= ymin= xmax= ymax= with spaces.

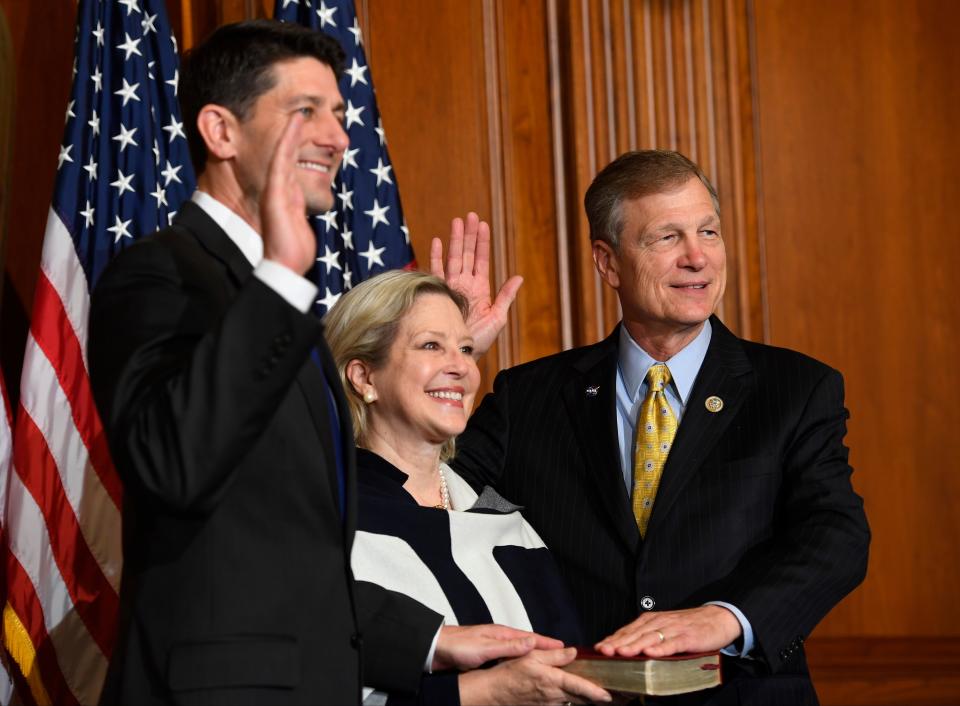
xmin=323 ymin=270 xmax=470 ymax=461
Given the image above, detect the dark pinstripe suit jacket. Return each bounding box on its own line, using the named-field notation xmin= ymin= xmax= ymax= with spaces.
xmin=453 ymin=316 xmax=869 ymax=703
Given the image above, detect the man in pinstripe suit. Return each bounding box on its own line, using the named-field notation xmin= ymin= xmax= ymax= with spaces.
xmin=448 ymin=150 xmax=870 ymax=704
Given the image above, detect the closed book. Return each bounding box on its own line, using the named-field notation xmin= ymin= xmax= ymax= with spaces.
xmin=563 ymin=648 xmax=722 ymax=696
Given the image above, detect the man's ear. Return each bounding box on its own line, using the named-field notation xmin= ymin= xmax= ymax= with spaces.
xmin=345 ymin=359 xmax=374 ymax=398
xmin=592 ymin=239 xmax=621 ymax=289
xmin=195 ymin=104 xmax=240 ymax=162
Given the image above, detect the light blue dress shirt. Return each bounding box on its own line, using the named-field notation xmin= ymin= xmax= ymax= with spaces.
xmin=614 ymin=319 xmax=755 ymax=658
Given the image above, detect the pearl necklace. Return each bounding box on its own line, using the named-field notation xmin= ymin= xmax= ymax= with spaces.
xmin=434 ymin=465 xmax=450 ymax=510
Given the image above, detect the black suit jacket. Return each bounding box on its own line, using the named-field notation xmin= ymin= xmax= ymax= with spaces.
xmin=453 ymin=317 xmax=869 ymax=704
xmin=89 ymin=201 xmax=441 ymax=705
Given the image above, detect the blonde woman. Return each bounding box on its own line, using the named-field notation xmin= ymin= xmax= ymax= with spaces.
xmin=325 ymin=271 xmax=609 ymax=706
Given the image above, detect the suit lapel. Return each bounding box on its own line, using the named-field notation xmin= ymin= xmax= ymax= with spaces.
xmin=175 ymin=201 xmax=254 ymax=287
xmin=644 ymin=316 xmax=754 ymax=541
xmin=561 ymin=331 xmax=640 ymax=553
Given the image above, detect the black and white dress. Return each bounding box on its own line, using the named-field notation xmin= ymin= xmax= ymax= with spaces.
xmin=352 ymin=449 xmax=582 ymax=706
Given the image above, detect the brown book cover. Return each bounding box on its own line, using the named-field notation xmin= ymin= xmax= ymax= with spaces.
xmin=562 ymin=648 xmax=722 ymax=696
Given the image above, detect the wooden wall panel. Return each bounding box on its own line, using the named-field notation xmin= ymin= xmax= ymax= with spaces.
xmin=753 ymin=0 xmax=960 ymax=642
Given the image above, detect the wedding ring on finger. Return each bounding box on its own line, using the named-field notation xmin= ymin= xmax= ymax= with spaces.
xmin=655 ymin=630 xmax=665 ymax=643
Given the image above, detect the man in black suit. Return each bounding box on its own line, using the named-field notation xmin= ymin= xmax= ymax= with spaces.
xmin=449 ymin=151 xmax=870 ymax=704
xmin=89 ymin=21 xmax=549 ymax=705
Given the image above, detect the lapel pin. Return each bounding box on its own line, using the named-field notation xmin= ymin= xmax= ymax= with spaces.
xmin=705 ymin=396 xmax=724 ymax=413
xmin=585 ymin=385 xmax=599 ymax=397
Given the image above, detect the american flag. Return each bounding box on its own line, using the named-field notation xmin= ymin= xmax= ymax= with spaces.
xmin=0 ymin=372 xmax=14 ymax=704
xmin=2 ymin=1 xmax=194 ymax=704
xmin=275 ymin=0 xmax=417 ymax=315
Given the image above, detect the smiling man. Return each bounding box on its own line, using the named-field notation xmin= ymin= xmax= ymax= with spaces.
xmin=88 ymin=20 xmax=550 ymax=706
xmin=452 ymin=150 xmax=871 ymax=704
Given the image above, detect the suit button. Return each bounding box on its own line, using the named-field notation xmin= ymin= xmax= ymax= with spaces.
xmin=351 ymin=633 xmax=363 ymax=649
xmin=640 ymin=595 xmax=655 ymax=610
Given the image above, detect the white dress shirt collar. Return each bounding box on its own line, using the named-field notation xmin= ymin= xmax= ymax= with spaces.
xmin=617 ymin=319 xmax=713 ymax=407
xmin=191 ymin=190 xmax=263 ymax=267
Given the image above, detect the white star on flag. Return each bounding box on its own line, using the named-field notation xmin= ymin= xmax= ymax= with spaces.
xmin=150 ymin=184 xmax=168 ymax=207
xmin=345 ymin=100 xmax=365 ymax=129
xmin=88 ymin=110 xmax=100 ymax=136
xmin=106 ymin=215 xmax=133 ymax=242
xmin=342 ymin=146 xmax=359 ymax=170
xmin=162 ymin=116 xmax=185 ymax=142
xmin=118 ymin=0 xmax=141 ymax=15
xmin=116 ymin=32 xmax=143 ymax=60
xmin=80 ymin=201 xmax=95 ymax=228
xmin=110 ymin=168 xmax=135 ymax=196
xmin=317 ymin=245 xmax=342 ymax=274
xmin=348 ymin=16 xmax=363 ymax=45
xmin=318 ymin=210 xmax=338 ymax=232
xmin=141 ymin=12 xmax=158 ymax=34
xmin=83 ymin=156 xmax=98 ymax=181
xmin=318 ymin=286 xmax=342 ymax=311
xmin=161 ymin=160 xmax=183 ymax=185
xmin=112 ymin=123 xmax=139 ymax=151
xmin=337 ymin=183 xmax=353 ymax=210
xmin=115 ymin=77 xmax=141 ymax=106
xmin=344 ymin=58 xmax=368 ymax=87
xmin=364 ymin=199 xmax=390 ymax=228
xmin=58 ymin=144 xmax=73 ymax=169
xmin=369 ymin=158 xmax=393 ymax=186
xmin=317 ymin=1 xmax=337 ymax=27
xmin=360 ymin=240 xmax=386 ymax=268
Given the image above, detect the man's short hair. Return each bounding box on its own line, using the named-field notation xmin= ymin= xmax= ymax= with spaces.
xmin=584 ymin=150 xmax=720 ymax=249
xmin=179 ymin=19 xmax=345 ymax=173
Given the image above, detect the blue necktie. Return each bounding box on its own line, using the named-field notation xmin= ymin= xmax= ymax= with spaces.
xmin=311 ymin=349 xmax=346 ymax=517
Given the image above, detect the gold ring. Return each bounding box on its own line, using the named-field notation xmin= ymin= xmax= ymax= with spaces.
xmin=656 ymin=630 xmax=665 ymax=643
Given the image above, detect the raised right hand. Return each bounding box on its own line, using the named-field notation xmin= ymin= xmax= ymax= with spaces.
xmin=260 ymin=112 xmax=317 ymax=275
xmin=458 ymin=648 xmax=612 ymax=705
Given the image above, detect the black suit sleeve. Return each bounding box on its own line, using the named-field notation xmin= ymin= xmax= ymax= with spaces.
xmin=693 ymin=368 xmax=870 ymax=671
xmin=89 ymin=236 xmax=320 ymax=514
xmin=354 ymin=581 xmax=444 ymax=693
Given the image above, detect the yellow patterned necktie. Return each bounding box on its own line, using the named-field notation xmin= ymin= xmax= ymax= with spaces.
xmin=632 ymin=363 xmax=678 ymax=537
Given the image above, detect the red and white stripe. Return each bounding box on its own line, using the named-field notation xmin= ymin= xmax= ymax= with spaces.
xmin=1 ymin=368 xmax=15 ymax=704
xmin=4 ymin=209 xmax=124 ymax=705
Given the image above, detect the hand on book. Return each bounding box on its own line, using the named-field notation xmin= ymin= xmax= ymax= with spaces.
xmin=432 ymin=624 xmax=562 ymax=672
xmin=459 ymin=648 xmax=612 ymax=705
xmin=594 ymin=605 xmax=742 ymax=658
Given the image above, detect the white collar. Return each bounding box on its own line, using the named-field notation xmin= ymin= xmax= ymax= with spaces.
xmin=191 ymin=190 xmax=263 ymax=267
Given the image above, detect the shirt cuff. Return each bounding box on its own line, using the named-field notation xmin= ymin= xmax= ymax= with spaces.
xmin=424 ymin=623 xmax=444 ymax=673
xmin=254 ymin=259 xmax=318 ymax=313
xmin=705 ymin=601 xmax=754 ymax=658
